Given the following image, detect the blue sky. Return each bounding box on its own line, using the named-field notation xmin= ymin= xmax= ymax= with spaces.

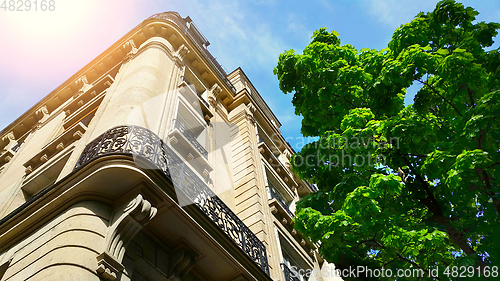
xmin=0 ymin=0 xmax=498 ymax=150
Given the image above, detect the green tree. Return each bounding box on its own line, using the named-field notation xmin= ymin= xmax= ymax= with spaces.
xmin=274 ymin=1 xmax=500 ymax=280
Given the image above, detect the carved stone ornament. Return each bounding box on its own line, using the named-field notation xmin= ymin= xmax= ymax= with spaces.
xmin=35 ymin=105 xmax=50 ymax=123
xmin=31 ymin=122 xmax=42 ymax=132
xmin=96 ymin=194 xmax=157 ymax=280
xmin=246 ymin=103 xmax=256 ymax=114
xmin=174 ymin=44 xmax=190 ymax=62
xmin=245 ymin=104 xmax=256 ymax=124
xmin=210 ymin=83 xmax=222 ymax=97
xmin=122 ymin=39 xmax=138 ymax=63
xmin=207 ymin=96 xmax=217 ymax=108
xmin=1 ymin=132 xmax=16 ymax=151
xmin=75 ymin=75 xmax=92 ymax=97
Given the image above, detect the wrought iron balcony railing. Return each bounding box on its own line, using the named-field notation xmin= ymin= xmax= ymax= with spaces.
xmin=173 ymin=117 xmax=209 ymax=159
xmin=268 ymin=183 xmax=294 ymax=218
xmin=282 ymin=263 xmax=301 ymax=281
xmin=74 ymin=125 xmax=269 ymax=276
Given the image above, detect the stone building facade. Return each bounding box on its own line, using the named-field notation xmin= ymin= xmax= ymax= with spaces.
xmin=0 ymin=12 xmax=336 ymax=281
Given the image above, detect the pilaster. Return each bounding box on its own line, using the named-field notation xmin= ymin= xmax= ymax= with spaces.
xmin=229 ymin=104 xmax=268 ymax=244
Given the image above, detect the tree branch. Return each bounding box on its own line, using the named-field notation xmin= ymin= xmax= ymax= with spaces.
xmin=417 ymin=79 xmax=463 ymax=116
xmin=467 ymin=88 xmax=476 ymax=108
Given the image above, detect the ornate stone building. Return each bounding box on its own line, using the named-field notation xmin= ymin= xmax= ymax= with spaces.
xmin=0 ymin=12 xmax=333 ymax=281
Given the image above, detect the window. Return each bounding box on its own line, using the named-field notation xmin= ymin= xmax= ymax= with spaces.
xmin=268 ymin=180 xmax=294 ymax=218
xmin=282 ymin=252 xmax=308 ymax=281
xmin=172 ymin=102 xmax=208 ymax=159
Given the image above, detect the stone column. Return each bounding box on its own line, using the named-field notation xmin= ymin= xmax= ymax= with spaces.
xmin=90 ymin=38 xmax=186 ymax=138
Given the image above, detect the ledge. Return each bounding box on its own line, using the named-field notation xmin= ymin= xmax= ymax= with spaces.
xmin=0 ymin=149 xmax=14 ymax=168
xmin=62 ymin=73 xmax=113 ymax=124
xmin=21 ymin=145 xmax=74 ymax=196
xmin=23 ymin=122 xmax=86 ymax=175
xmin=258 ymin=141 xmax=297 ymax=189
xmin=168 ymin=128 xmax=213 ymax=177
xmin=178 ymin=80 xmax=212 ymax=120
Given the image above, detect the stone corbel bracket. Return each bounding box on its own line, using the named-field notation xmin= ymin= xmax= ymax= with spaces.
xmin=96 ymin=194 xmax=158 ymax=280
xmin=122 ymin=39 xmax=139 ymax=63
xmin=1 ymin=132 xmax=16 ymax=153
xmin=74 ymin=76 xmax=92 ymax=98
xmin=245 ymin=104 xmax=256 ymax=124
xmin=207 ymin=83 xmax=222 ymax=109
xmin=174 ymin=44 xmax=190 ymax=65
xmin=167 ymin=248 xmax=196 ymax=281
xmin=35 ymin=105 xmax=50 ymax=123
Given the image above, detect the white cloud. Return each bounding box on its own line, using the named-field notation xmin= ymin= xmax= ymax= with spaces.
xmin=286 ymin=13 xmax=313 ymax=41
xmin=185 ymin=0 xmax=289 ymax=72
xmin=364 ymin=0 xmax=436 ymax=27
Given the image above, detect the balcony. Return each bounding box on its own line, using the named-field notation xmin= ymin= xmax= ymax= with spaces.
xmin=173 ymin=117 xmax=208 ymax=159
xmin=269 ymin=184 xmax=294 ymax=218
xmin=258 ymin=140 xmax=297 ymax=190
xmin=179 ymin=76 xmax=210 ymax=110
xmin=168 ymin=116 xmax=212 ymax=177
xmin=73 ymin=125 xmax=269 ymax=276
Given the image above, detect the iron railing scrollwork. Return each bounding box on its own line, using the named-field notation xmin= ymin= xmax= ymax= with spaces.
xmin=173 ymin=118 xmax=208 ymax=159
xmin=74 ymin=125 xmax=269 ymax=276
xmin=268 ymin=183 xmax=294 ymax=218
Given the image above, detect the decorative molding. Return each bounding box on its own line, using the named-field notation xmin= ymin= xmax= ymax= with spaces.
xmin=96 ymin=194 xmax=157 ymax=280
xmin=174 ymin=44 xmax=190 ymax=62
xmin=96 ymin=252 xmax=124 ymax=281
xmin=122 ymin=39 xmax=139 ymax=63
xmin=1 ymin=132 xmax=16 ymax=152
xmin=1 ymin=131 xmax=15 ymax=143
xmin=210 ymin=83 xmax=222 ymax=97
xmin=207 ymin=96 xmax=217 ymax=108
xmin=244 ymin=104 xmax=256 ymax=124
xmin=75 ymin=76 xmax=92 ymax=98
xmin=247 ymin=103 xmax=256 ymax=114
xmin=31 ymin=122 xmax=42 ymax=132
xmin=35 ymin=105 xmax=50 ymax=123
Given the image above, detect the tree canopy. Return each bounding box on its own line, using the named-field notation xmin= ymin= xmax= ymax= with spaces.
xmin=275 ymin=1 xmax=500 ymax=280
